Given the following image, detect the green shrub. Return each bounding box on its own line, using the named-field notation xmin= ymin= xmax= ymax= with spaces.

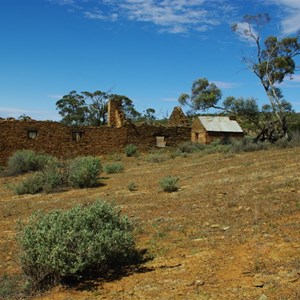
xmin=7 ymin=150 xmax=54 ymax=176
xmin=12 ymin=173 xmax=45 ymax=195
xmin=41 ymin=162 xmax=67 ymax=193
xmin=17 ymin=200 xmax=137 ymax=290
xmin=159 ymin=176 xmax=179 ymax=192
xmin=67 ymin=156 xmax=101 ymax=188
xmin=125 ymin=144 xmax=137 ymax=157
xmin=103 ymin=162 xmax=124 ymax=174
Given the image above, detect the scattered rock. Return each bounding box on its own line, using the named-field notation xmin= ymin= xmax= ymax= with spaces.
xmin=195 ymin=280 xmax=205 ymax=287
xmin=211 ymin=224 xmax=220 ymax=228
xmin=258 ymin=294 xmax=268 ymax=300
xmin=222 ymin=226 xmax=230 ymax=231
xmin=253 ymin=280 xmax=264 ymax=288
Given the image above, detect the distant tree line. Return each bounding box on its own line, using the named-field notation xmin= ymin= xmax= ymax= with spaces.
xmin=55 ymin=90 xmax=156 ymax=126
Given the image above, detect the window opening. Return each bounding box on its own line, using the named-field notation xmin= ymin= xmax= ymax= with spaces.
xmin=27 ymin=129 xmax=38 ymax=139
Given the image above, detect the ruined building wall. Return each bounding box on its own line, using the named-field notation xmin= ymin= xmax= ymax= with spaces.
xmin=0 ymin=120 xmax=127 ymax=165
xmin=126 ymin=123 xmax=191 ymax=150
xmin=0 ymin=120 xmax=191 ymax=165
xmin=168 ymin=106 xmax=190 ymax=127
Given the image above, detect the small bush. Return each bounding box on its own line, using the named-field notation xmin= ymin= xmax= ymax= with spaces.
xmin=41 ymin=163 xmax=67 ymax=193
xmin=6 ymin=150 xmax=54 ymax=176
xmin=159 ymin=176 xmax=179 ymax=192
xmin=17 ymin=200 xmax=137 ymax=290
xmin=103 ymin=162 xmax=124 ymax=174
xmin=125 ymin=144 xmax=137 ymax=157
xmin=12 ymin=173 xmax=45 ymax=195
xmin=67 ymin=156 xmax=101 ymax=188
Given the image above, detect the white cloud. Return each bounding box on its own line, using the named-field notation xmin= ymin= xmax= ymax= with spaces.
xmin=266 ymin=0 xmax=300 ymax=34
xmin=49 ymin=0 xmax=234 ymax=34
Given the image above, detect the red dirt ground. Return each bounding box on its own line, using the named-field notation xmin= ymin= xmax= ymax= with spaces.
xmin=0 ymin=147 xmax=299 ymax=299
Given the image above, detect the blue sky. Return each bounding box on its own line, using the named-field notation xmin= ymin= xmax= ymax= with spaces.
xmin=1 ymin=0 xmax=300 ymax=120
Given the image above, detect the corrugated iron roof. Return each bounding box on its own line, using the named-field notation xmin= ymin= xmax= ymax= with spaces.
xmin=198 ymin=116 xmax=243 ymax=133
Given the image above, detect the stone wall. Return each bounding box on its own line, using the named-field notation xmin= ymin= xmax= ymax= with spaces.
xmin=127 ymin=123 xmax=191 ymax=150
xmin=168 ymin=106 xmax=190 ymax=127
xmin=0 ymin=120 xmax=191 ymax=165
xmin=0 ymin=120 xmax=127 ymax=165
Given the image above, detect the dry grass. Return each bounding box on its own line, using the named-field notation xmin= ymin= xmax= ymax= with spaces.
xmin=0 ymin=147 xmax=299 ymax=299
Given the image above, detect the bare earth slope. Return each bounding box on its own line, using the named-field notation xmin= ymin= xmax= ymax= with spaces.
xmin=0 ymin=147 xmax=299 ymax=299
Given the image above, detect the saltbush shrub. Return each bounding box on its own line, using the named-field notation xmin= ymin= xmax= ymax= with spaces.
xmin=103 ymin=162 xmax=124 ymax=174
xmin=125 ymin=144 xmax=137 ymax=157
xmin=17 ymin=200 xmax=137 ymax=290
xmin=159 ymin=176 xmax=179 ymax=192
xmin=67 ymin=156 xmax=101 ymax=188
xmin=12 ymin=173 xmax=45 ymax=195
xmin=6 ymin=150 xmax=54 ymax=176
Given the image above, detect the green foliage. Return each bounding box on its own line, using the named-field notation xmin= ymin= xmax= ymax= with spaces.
xmin=232 ymin=13 xmax=300 ymax=140
xmin=12 ymin=173 xmax=45 ymax=195
xmin=16 ymin=200 xmax=137 ymax=290
xmin=10 ymin=156 xmax=101 ymax=195
xmin=125 ymin=144 xmax=137 ymax=157
xmin=67 ymin=156 xmax=101 ymax=188
xmin=178 ymin=78 xmax=222 ymax=112
xmin=56 ymin=91 xmax=141 ymax=126
xmin=159 ymin=176 xmax=179 ymax=192
xmin=6 ymin=150 xmax=54 ymax=176
xmin=103 ymin=162 xmax=124 ymax=174
xmin=56 ymin=91 xmax=88 ymax=125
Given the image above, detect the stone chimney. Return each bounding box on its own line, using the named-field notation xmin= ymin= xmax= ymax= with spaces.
xmin=107 ymin=99 xmax=127 ymax=128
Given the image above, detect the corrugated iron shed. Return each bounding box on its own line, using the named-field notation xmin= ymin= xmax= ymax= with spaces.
xmin=198 ymin=116 xmax=243 ymax=133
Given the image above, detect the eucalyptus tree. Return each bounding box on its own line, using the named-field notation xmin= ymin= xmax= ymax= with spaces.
xmin=56 ymin=91 xmax=88 ymax=125
xmin=231 ymin=13 xmax=300 ymax=140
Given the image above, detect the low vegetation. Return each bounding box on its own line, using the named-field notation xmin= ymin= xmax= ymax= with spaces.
xmin=159 ymin=176 xmax=179 ymax=192
xmin=103 ymin=162 xmax=124 ymax=174
xmin=124 ymin=144 xmax=137 ymax=157
xmin=9 ymin=153 xmax=101 ymax=195
xmin=16 ymin=200 xmax=138 ymax=291
xmin=67 ymin=156 xmax=101 ymax=188
xmin=6 ymin=150 xmax=55 ymax=176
